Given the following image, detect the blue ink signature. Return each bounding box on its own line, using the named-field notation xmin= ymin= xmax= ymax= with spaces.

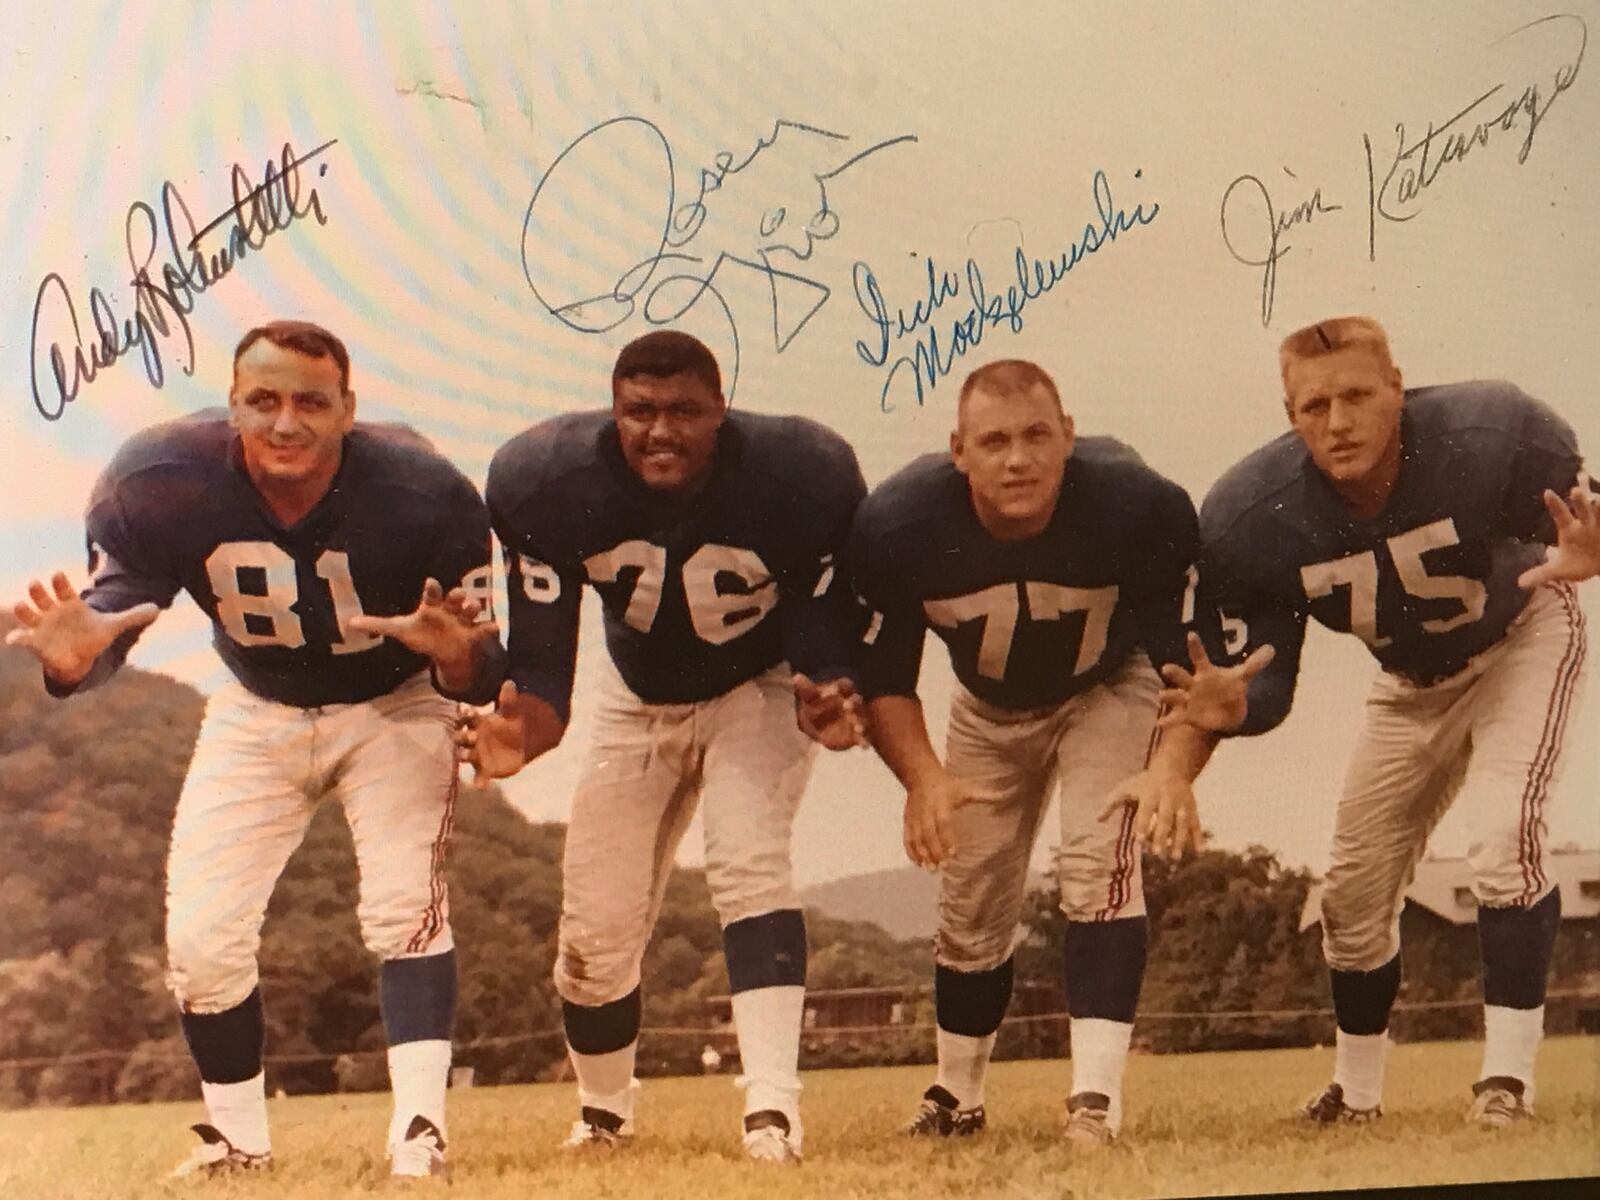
xmin=520 ymin=116 xmax=915 ymax=397
xmin=1364 ymin=13 xmax=1585 ymax=259
xmin=1220 ymin=168 xmax=1342 ymax=328
xmin=28 ymin=139 xmax=336 ymax=422
xmin=853 ymin=169 xmax=1159 ymax=413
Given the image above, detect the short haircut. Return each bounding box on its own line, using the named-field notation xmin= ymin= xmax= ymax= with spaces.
xmin=611 ymin=330 xmax=722 ymax=396
xmin=233 ymin=320 xmax=351 ymax=393
xmin=1278 ymin=316 xmax=1396 ymax=385
xmin=957 ymin=359 xmax=1064 ymax=424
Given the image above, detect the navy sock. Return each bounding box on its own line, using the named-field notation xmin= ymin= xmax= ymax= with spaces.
xmin=179 ymin=988 xmax=264 ymax=1084
xmin=381 ymin=949 xmax=457 ymax=1045
xmin=935 ymin=958 xmax=1014 ymax=1037
xmin=723 ymin=909 xmax=807 ymax=993
xmin=1480 ymin=888 xmax=1561 ymax=1010
xmin=1330 ymin=953 xmax=1401 ymax=1035
xmin=564 ymin=987 xmax=642 ymax=1056
xmin=1063 ymin=917 xmax=1147 ymax=1022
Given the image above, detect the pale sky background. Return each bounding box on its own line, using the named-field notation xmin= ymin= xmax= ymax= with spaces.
xmin=2 ymin=1 xmax=1596 ymax=889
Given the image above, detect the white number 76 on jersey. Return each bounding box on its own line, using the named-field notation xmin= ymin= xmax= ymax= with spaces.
xmin=1299 ymin=518 xmax=1485 ymax=647
xmin=515 ymin=540 xmax=782 ymax=646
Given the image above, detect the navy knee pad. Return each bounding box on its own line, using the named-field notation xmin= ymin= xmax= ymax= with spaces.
xmin=563 ymin=986 xmax=642 ymax=1056
xmin=1480 ymin=887 xmax=1561 ymax=1010
xmin=1063 ymin=917 xmax=1147 ymax=1023
xmin=936 ymin=958 xmax=1014 ymax=1037
xmin=381 ymin=949 xmax=458 ymax=1046
xmin=1329 ymin=953 xmax=1401 ymax=1035
xmin=180 ymin=987 xmax=265 ymax=1084
xmin=723 ymin=909 xmax=807 ymax=994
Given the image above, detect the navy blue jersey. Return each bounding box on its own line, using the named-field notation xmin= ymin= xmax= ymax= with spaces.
xmin=848 ymin=438 xmax=1209 ymax=710
xmin=63 ymin=410 xmax=500 ymax=707
xmin=1202 ymin=381 xmax=1587 ymax=734
xmin=487 ymin=410 xmax=866 ymax=720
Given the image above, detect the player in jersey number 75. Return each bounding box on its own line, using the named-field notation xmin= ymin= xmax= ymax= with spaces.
xmin=1186 ymin=315 xmax=1598 ymax=1128
xmin=457 ymin=330 xmax=866 ymax=1165
xmin=7 ymin=321 xmax=505 ymax=1182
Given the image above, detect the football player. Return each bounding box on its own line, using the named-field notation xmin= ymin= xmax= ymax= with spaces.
xmin=458 ymin=330 xmax=866 ymax=1164
xmin=847 ymin=359 xmax=1264 ymax=1147
xmin=1191 ymin=316 xmax=1596 ymax=1126
xmin=7 ymin=321 xmax=504 ymax=1181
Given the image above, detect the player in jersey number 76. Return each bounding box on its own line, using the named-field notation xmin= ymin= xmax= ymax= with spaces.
xmin=7 ymin=321 xmax=505 ymax=1182
xmin=457 ymin=330 xmax=867 ymax=1165
xmin=1187 ymin=315 xmax=1597 ymax=1128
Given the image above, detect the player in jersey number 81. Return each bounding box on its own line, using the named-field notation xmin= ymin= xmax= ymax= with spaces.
xmin=1188 ymin=316 xmax=1597 ymax=1126
xmin=846 ymin=360 xmax=1267 ymax=1147
xmin=7 ymin=321 xmax=505 ymax=1182
xmin=458 ymin=331 xmax=867 ymax=1164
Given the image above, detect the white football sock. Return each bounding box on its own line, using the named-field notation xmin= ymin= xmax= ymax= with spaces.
xmin=570 ymin=1042 xmax=638 ymax=1122
xmin=1481 ymin=1004 xmax=1543 ymax=1106
xmin=730 ymin=985 xmax=805 ymax=1133
xmin=387 ymin=1038 xmax=451 ymax=1148
xmin=1332 ymin=1029 xmax=1388 ymax=1111
xmin=201 ymin=1072 xmax=269 ymax=1156
xmin=1069 ymin=1018 xmax=1132 ymax=1131
xmin=934 ymin=1027 xmax=996 ymax=1109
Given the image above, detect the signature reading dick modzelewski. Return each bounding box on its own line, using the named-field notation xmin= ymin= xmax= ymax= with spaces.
xmin=27 ymin=139 xmax=337 ymax=422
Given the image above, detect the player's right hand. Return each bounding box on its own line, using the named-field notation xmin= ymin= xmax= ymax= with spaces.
xmin=6 ymin=571 xmax=159 ymax=686
xmin=453 ymin=679 xmax=532 ymax=785
xmin=903 ymin=770 xmax=970 ymax=871
xmin=1156 ymin=631 xmax=1275 ymax=734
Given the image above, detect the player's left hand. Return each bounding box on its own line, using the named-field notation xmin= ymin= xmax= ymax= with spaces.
xmin=793 ymin=673 xmax=867 ymax=751
xmin=1099 ymin=769 xmax=1202 ymax=863
xmin=347 ymin=577 xmax=499 ymax=684
xmin=1517 ymin=480 xmax=1600 ymax=589
xmin=1156 ymin=631 xmax=1275 ymax=734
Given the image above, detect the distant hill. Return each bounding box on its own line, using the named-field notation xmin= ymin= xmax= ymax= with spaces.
xmin=803 ymin=867 xmax=1057 ymax=942
xmin=803 ymin=867 xmax=939 ymax=941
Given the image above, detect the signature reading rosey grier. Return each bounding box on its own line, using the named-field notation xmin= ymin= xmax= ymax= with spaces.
xmin=519 ymin=117 xmax=915 ymax=398
xmin=28 ymin=139 xmax=336 ymax=422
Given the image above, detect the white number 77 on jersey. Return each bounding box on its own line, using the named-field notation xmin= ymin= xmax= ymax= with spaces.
xmin=922 ymin=582 xmax=1118 ymax=680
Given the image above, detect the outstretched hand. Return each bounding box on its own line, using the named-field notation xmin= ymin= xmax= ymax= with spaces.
xmin=793 ymin=673 xmax=867 ymax=750
xmin=6 ymin=571 xmax=159 ymax=686
xmin=1518 ymin=481 xmax=1600 ymax=590
xmin=1157 ymin=631 xmax=1275 ymax=734
xmin=453 ymin=679 xmax=531 ymax=785
xmin=348 ymin=578 xmax=498 ymax=686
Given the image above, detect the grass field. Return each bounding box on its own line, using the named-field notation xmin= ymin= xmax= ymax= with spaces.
xmin=2 ymin=1037 xmax=1596 ymax=1199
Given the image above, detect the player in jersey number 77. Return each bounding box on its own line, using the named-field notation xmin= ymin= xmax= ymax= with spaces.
xmin=845 ymin=359 xmax=1271 ymax=1147
xmin=457 ymin=330 xmax=866 ymax=1165
xmin=7 ymin=321 xmax=505 ymax=1182
xmin=1187 ymin=315 xmax=1597 ymax=1128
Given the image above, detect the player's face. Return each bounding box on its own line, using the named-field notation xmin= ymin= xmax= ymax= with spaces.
xmin=229 ymin=340 xmax=354 ymax=489
xmin=951 ymin=383 xmax=1073 ymax=539
xmin=1284 ymin=348 xmax=1404 ymax=496
xmin=612 ymin=372 xmax=726 ymax=495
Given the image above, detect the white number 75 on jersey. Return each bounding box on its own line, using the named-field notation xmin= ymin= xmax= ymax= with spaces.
xmin=1299 ymin=518 xmax=1485 ymax=647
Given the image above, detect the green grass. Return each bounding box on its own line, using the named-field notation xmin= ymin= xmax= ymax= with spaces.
xmin=2 ymin=1037 xmax=1597 ymax=1199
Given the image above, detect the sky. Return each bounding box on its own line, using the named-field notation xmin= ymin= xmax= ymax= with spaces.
xmin=2 ymin=1 xmax=1596 ymax=888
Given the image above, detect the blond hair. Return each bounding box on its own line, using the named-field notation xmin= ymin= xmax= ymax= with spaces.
xmin=1278 ymin=316 xmax=1397 ymax=386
